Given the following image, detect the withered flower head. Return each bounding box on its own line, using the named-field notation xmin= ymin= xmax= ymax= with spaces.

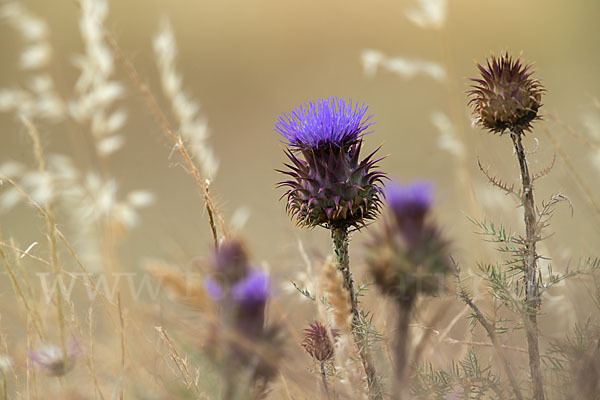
xmin=468 ymin=52 xmax=544 ymax=134
xmin=276 ymin=97 xmax=386 ymax=229
xmin=301 ymin=321 xmax=339 ymax=362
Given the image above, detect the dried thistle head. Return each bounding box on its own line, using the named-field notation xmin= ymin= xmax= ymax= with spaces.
xmin=301 ymin=321 xmax=340 ymax=362
xmin=468 ymin=52 xmax=544 ymax=134
xmin=276 ymin=97 xmax=386 ymax=230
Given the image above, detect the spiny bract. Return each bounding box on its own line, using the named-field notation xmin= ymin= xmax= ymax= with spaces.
xmin=301 ymin=321 xmax=339 ymax=362
xmin=276 ymin=97 xmax=386 ymax=229
xmin=468 ymin=52 xmax=544 ymax=134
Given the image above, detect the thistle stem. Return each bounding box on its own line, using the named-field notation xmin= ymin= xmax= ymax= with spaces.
xmin=331 ymin=227 xmax=383 ymax=400
xmin=393 ymin=299 xmax=414 ymax=400
xmin=510 ymin=131 xmax=545 ymax=400
xmin=320 ymin=361 xmax=330 ymax=399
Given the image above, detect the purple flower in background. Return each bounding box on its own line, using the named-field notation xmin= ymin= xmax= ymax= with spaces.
xmin=231 ymin=268 xmax=270 ymax=305
xmin=386 ymin=180 xmax=434 ymax=242
xmin=275 ymin=97 xmax=372 ymax=150
xmin=212 ymin=240 xmax=249 ymax=283
xmin=368 ymin=179 xmax=450 ymax=300
xmin=204 ymin=240 xmax=269 ymax=303
xmin=204 ymin=240 xmax=271 ymax=337
xmin=29 ymin=337 xmax=83 ymax=376
xmin=232 ymin=268 xmax=270 ymax=338
xmin=201 ymin=240 xmax=282 ymax=388
xmin=276 ymin=97 xmax=385 ymax=229
xmin=203 ymin=277 xmax=224 ymax=299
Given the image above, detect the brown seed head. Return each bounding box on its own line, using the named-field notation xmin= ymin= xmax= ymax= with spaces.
xmin=468 ymin=52 xmax=544 ymax=134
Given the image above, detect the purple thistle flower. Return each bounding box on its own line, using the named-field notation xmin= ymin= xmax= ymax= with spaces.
xmin=212 ymin=240 xmax=249 ymax=283
xmin=231 ymin=268 xmax=270 ymax=338
xmin=276 ymin=97 xmax=386 ymax=229
xmin=367 ymin=180 xmax=451 ymax=300
xmin=203 ymin=277 xmax=224 ymax=299
xmin=231 ymin=268 xmax=270 ymax=305
xmin=275 ymin=97 xmax=372 ymax=150
xmin=386 ymin=180 xmax=434 ymax=241
xmin=29 ymin=337 xmax=83 ymax=376
xmin=386 ymin=180 xmax=434 ymax=218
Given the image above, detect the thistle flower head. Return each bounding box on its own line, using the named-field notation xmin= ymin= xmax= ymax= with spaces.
xmin=301 ymin=321 xmax=339 ymax=362
xmin=231 ymin=268 xmax=270 ymax=338
xmin=231 ymin=268 xmax=270 ymax=305
xmin=212 ymin=240 xmax=249 ymax=283
xmin=275 ymin=97 xmax=372 ymax=150
xmin=276 ymin=97 xmax=386 ymax=229
xmin=203 ymin=240 xmax=271 ymax=338
xmin=367 ymin=181 xmax=450 ymax=301
xmin=386 ymin=180 xmax=434 ymax=243
xmin=468 ymin=52 xmax=544 ymax=134
xmin=28 ymin=338 xmax=83 ymax=377
xmin=203 ymin=239 xmax=253 ymax=297
xmin=204 ymin=240 xmax=268 ymax=303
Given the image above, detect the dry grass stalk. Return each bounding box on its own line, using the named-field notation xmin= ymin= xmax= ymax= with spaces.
xmin=411 ymin=299 xmax=453 ymax=364
xmin=117 ymin=292 xmax=125 ymax=400
xmin=541 ymin=123 xmax=600 ymax=216
xmin=26 ymin=318 xmax=38 ymax=399
xmin=87 ymin=308 xmax=107 ymax=400
xmin=22 ymin=117 xmax=69 ymax=368
xmin=461 ymin=294 xmax=523 ymax=400
xmin=319 ymin=257 xmax=367 ymax=399
xmin=155 ymin=326 xmax=202 ymax=394
xmin=319 ymin=257 xmax=352 ymax=333
xmin=146 ymin=260 xmax=210 ymax=312
xmin=10 ymin=238 xmax=45 ymax=338
xmin=0 ymin=241 xmax=42 ymax=339
xmin=102 ymin=31 xmax=226 ymax=248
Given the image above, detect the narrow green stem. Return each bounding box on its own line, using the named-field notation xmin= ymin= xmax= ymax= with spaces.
xmin=510 ymin=131 xmax=545 ymax=400
xmin=331 ymin=227 xmax=383 ymax=400
xmin=331 ymin=227 xmax=355 ymax=309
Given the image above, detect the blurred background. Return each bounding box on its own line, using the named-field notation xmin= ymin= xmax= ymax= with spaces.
xmin=2 ymin=0 xmax=599 ymax=264
xmin=0 ymin=0 xmax=599 ymax=396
